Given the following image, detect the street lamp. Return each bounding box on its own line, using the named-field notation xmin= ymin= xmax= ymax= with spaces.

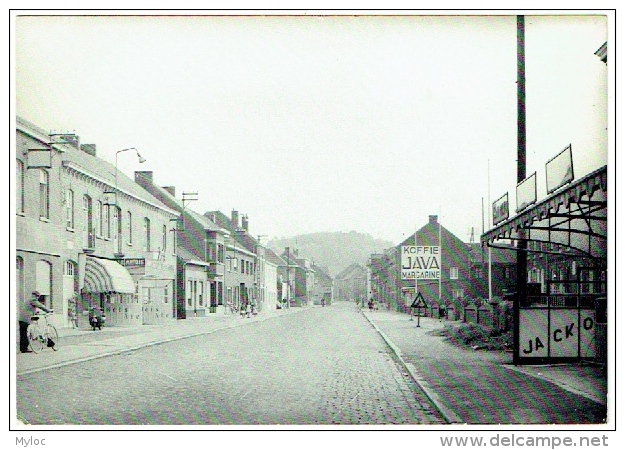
xmin=102 ymin=148 xmax=145 ymax=258
xmin=104 ymin=147 xmax=146 ymax=206
xmin=115 ymin=148 xmax=146 ymax=205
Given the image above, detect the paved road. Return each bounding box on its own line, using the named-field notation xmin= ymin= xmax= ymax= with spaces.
xmin=16 ymin=303 xmax=445 ymax=425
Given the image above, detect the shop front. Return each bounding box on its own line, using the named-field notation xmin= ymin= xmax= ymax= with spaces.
xmin=82 ymin=256 xmax=140 ymax=326
xmin=117 ymin=255 xmax=176 ymax=325
xmin=482 ymin=165 xmax=607 ymax=364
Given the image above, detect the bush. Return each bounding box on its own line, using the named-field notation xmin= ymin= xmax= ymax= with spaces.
xmin=443 ymin=322 xmax=513 ymax=351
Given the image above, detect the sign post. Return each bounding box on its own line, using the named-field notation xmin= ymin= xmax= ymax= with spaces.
xmin=411 ymin=292 xmax=428 ymax=328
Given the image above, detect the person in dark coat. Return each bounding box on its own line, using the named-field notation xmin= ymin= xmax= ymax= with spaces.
xmin=18 ymin=291 xmax=51 ymax=353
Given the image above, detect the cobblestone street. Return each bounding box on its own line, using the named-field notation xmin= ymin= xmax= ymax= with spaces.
xmin=16 ymin=303 xmax=445 ymax=425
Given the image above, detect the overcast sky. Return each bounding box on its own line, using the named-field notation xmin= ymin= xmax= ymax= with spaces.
xmin=14 ymin=12 xmax=609 ymax=244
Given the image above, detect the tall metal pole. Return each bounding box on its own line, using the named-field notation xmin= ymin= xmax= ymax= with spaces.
xmin=515 ymin=15 xmax=527 ymax=365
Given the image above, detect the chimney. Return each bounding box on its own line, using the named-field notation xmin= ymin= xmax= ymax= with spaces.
xmin=162 ymin=186 xmax=176 ymax=197
xmin=429 ymin=215 xmax=438 ymax=224
xmin=231 ymin=210 xmax=239 ymax=229
xmin=134 ymin=171 xmax=154 ymax=185
xmin=241 ymin=214 xmax=249 ymax=231
xmin=59 ymin=134 xmax=80 ymax=149
xmin=80 ymin=144 xmax=96 ymax=156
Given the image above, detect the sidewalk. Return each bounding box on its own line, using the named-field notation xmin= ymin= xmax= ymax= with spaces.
xmin=16 ymin=305 xmax=609 ymax=425
xmin=16 ymin=307 xmax=302 ymax=376
xmin=362 ymin=309 xmax=608 ymax=425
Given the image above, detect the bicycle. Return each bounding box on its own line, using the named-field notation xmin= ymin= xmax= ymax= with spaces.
xmin=227 ymin=301 xmax=238 ymax=315
xmin=26 ymin=312 xmax=58 ymax=353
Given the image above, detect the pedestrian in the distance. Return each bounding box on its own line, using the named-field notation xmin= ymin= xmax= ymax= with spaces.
xmin=18 ymin=291 xmax=52 ymax=353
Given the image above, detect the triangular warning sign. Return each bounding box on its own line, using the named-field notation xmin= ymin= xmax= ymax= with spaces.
xmin=411 ymin=292 xmax=427 ymax=308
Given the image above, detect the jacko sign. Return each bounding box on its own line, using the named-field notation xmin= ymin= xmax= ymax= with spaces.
xmin=401 ymin=246 xmax=441 ymax=280
xmin=519 ymin=309 xmax=595 ymax=358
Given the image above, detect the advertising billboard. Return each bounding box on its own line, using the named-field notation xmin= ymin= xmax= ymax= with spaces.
xmin=516 ymin=172 xmax=537 ymax=213
xmin=401 ymin=245 xmax=441 ymax=280
xmin=546 ymin=144 xmax=574 ymax=194
xmin=519 ymin=308 xmax=596 ymax=359
xmin=492 ymin=192 xmax=509 ymax=226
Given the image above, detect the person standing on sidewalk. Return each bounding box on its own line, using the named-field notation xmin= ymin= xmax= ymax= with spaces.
xmin=18 ymin=291 xmax=52 ymax=353
xmin=68 ymin=295 xmax=79 ymax=329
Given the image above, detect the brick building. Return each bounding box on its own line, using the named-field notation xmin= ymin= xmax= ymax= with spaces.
xmin=16 ymin=117 xmax=178 ymax=329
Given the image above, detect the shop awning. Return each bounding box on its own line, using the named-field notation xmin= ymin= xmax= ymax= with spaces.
xmin=84 ymin=256 xmax=136 ymax=293
xmin=481 ymin=166 xmax=607 ymax=260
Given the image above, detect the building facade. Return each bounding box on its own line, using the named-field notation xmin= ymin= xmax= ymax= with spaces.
xmin=264 ymin=248 xmax=284 ymax=310
xmin=16 ymin=117 xmax=178 ymax=330
xmin=278 ymin=248 xmax=314 ymax=306
xmin=335 ymin=263 xmax=367 ymax=304
xmin=311 ymin=264 xmax=334 ymax=305
xmin=205 ymin=210 xmax=257 ymax=312
xmin=395 ymin=215 xmax=476 ymax=311
xmin=368 ymin=215 xmax=482 ymax=314
xmin=134 ymin=171 xmax=227 ymax=318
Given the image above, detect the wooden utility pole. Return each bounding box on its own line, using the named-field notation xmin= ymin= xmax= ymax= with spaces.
xmin=515 ymin=15 xmax=528 ymax=365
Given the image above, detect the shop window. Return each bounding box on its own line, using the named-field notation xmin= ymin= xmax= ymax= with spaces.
xmin=199 ymin=281 xmax=204 ymax=306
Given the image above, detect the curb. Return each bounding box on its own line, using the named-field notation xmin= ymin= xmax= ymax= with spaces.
xmin=17 ymin=308 xmax=303 ymax=376
xmin=362 ymin=312 xmax=463 ymax=424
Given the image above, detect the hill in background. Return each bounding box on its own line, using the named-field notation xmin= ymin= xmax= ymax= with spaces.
xmin=268 ymin=231 xmax=394 ymax=277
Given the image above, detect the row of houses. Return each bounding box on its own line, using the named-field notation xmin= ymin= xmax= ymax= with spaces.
xmin=365 ymin=215 xmax=512 ymax=313
xmin=327 ymin=217 xmax=518 ymax=311
xmin=367 ymin=213 xmax=605 ymax=313
xmin=15 ymin=116 xmax=333 ymax=331
xmin=367 ymin=177 xmax=607 ymax=365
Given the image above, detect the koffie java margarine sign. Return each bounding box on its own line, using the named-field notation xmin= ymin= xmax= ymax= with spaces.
xmin=401 ymin=246 xmax=441 ymax=280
